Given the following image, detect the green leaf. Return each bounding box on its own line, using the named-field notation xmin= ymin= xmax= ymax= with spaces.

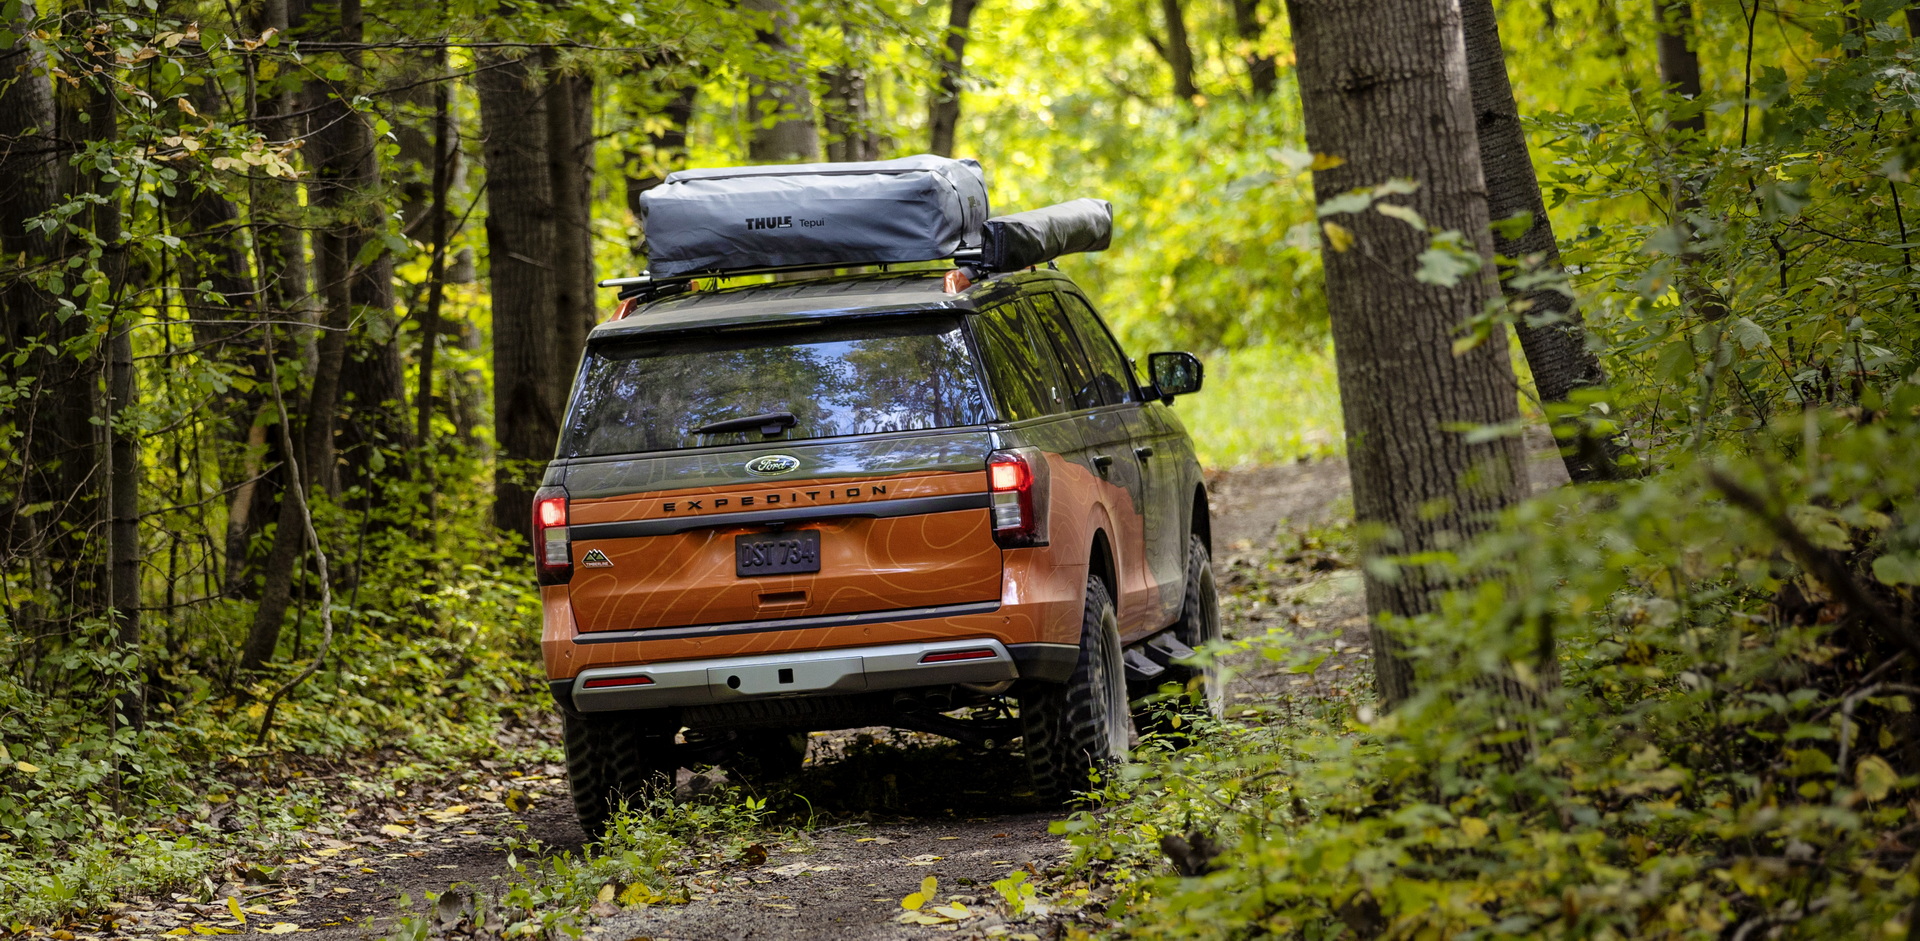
xmin=1871 ymin=552 xmax=1920 ymax=586
xmin=1855 ymin=754 xmax=1897 ymax=801
xmin=1729 ymin=317 xmax=1770 ymax=350
xmin=1375 ymin=203 xmax=1426 ymax=230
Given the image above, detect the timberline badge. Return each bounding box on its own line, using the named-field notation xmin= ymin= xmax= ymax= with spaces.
xmin=581 ymin=549 xmax=614 ymax=568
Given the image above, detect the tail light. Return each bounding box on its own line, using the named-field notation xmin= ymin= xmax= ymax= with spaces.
xmin=533 ymin=486 xmax=572 ymax=584
xmin=987 ymin=448 xmax=1050 ymax=548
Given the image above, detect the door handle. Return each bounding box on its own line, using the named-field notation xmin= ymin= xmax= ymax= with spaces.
xmin=1092 ymin=454 xmax=1114 ymax=476
xmin=1134 ymin=446 xmax=1154 ymax=460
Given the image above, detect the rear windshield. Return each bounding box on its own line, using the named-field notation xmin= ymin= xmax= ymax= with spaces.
xmin=563 ymin=315 xmax=991 ymax=457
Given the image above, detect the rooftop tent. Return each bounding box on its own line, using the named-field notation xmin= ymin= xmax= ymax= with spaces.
xmin=638 ymin=155 xmax=990 ymax=278
xmin=979 ymin=198 xmax=1113 ymax=272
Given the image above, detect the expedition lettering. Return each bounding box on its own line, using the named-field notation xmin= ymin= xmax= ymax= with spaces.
xmin=663 ymin=484 xmax=887 ymax=513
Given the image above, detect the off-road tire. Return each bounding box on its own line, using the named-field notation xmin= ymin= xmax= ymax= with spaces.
xmin=1020 ymin=575 xmax=1130 ymax=805
xmin=565 ymin=711 xmax=678 ymax=835
xmin=1165 ymin=534 xmax=1224 ymax=719
xmin=729 ymin=730 xmax=810 ymax=785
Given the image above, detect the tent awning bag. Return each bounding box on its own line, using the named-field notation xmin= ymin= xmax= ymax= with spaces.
xmin=639 ymin=155 xmax=990 ymax=278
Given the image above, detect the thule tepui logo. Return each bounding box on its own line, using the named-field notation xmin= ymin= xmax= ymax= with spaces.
xmin=745 ymin=216 xmax=793 ymax=230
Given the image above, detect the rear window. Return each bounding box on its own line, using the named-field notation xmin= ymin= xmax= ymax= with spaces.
xmin=563 ymin=315 xmax=991 ymax=457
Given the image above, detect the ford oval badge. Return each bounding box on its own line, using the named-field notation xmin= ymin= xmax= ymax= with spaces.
xmin=745 ymin=454 xmax=801 ymax=477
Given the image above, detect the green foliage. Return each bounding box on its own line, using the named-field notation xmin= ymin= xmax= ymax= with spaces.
xmin=1069 ymin=401 xmax=1920 ymax=937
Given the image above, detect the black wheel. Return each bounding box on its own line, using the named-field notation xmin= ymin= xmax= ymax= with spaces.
xmin=564 ymin=711 xmax=678 ymax=835
xmin=1164 ymin=533 xmax=1224 ymax=719
xmin=1020 ymin=575 xmax=1130 ymax=804
xmin=728 ymin=730 xmax=809 ymax=784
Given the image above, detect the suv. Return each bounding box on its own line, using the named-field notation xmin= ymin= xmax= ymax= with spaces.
xmin=535 ymin=267 xmax=1218 ymax=831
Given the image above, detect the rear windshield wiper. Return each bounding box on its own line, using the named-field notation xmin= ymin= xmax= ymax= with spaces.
xmin=689 ymin=411 xmax=798 ymax=437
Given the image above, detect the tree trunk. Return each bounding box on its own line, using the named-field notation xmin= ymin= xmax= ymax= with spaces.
xmin=476 ymin=53 xmax=563 ymax=535
xmin=417 ymin=59 xmax=455 ymax=449
xmin=744 ymin=0 xmax=820 ymax=162
xmin=1233 ymin=0 xmax=1277 ymax=98
xmin=324 ymin=0 xmax=409 ymax=501
xmin=1459 ymin=0 xmax=1627 ymax=482
xmin=1153 ymin=0 xmax=1198 ymax=102
xmin=80 ymin=0 xmax=141 ymax=733
xmin=928 ymin=0 xmax=980 ymax=157
xmin=1284 ymin=0 xmax=1530 ymax=707
xmin=0 ymin=0 xmax=98 ymax=613
xmin=1654 ymin=0 xmax=1703 ymax=133
xmin=545 ymin=61 xmax=595 ymax=383
xmin=822 ymin=64 xmax=876 ymax=162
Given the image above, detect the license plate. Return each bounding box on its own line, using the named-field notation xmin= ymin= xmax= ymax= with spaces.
xmin=735 ymin=530 xmax=821 ymax=577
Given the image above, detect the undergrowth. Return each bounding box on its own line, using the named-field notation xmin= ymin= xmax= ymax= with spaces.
xmin=389 ymin=788 xmax=770 ymax=939
xmin=1064 ymin=403 xmax=1920 ymax=938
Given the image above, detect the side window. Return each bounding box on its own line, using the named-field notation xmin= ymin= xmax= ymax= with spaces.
xmin=1029 ymin=292 xmax=1104 ymax=410
xmin=972 ymin=302 xmax=1055 ymax=421
xmin=1059 ymin=294 xmax=1137 ymax=406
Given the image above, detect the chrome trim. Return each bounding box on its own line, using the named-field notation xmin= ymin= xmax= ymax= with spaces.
xmin=571 ymin=638 xmax=1018 ymax=712
xmin=571 ymin=600 xmax=1000 ymax=644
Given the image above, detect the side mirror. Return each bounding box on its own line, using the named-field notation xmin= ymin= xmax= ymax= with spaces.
xmin=1148 ymin=351 xmax=1203 ymax=402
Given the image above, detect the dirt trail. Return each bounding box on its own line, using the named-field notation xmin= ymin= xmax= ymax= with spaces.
xmin=190 ymin=448 xmax=1568 ymax=940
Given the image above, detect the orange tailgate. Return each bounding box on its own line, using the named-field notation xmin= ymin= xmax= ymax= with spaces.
xmin=566 ymin=472 xmax=1001 ymax=632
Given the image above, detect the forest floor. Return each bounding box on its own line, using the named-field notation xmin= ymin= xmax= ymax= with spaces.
xmin=99 ymin=441 xmax=1565 ymax=941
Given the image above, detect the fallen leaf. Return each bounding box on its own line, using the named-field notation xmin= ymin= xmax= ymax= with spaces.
xmin=856 ymin=837 xmax=896 ymax=845
xmin=260 ymin=924 xmax=299 ymax=935
xmin=503 ymin=790 xmax=533 ymax=812
xmin=226 ymin=897 xmax=245 ymax=924
xmin=741 ymin=843 xmax=770 ymax=866
xmin=13 ymin=761 xmax=40 ymax=774
xmin=379 ymin=824 xmax=410 ymax=837
xmin=906 ymin=854 xmax=943 ymax=866
xmin=901 ymin=874 xmax=939 ymax=910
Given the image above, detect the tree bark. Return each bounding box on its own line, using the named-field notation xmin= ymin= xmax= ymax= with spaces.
xmin=1284 ymin=0 xmax=1530 ymax=707
xmin=823 ymin=64 xmax=876 ymax=162
xmin=928 ymin=0 xmax=979 ymax=157
xmin=744 ymin=0 xmax=820 ymax=162
xmin=1653 ymin=0 xmax=1704 ymax=135
xmin=1152 ymin=0 xmax=1198 ymax=103
xmin=1233 ymin=0 xmax=1277 ymax=98
xmin=476 ymin=53 xmax=563 ymax=535
xmin=1459 ymin=0 xmax=1627 ymax=482
xmin=417 ymin=60 xmax=455 ymax=449
xmin=545 ymin=61 xmax=595 ymax=384
xmin=324 ymin=0 xmax=410 ymax=500
xmin=0 ymin=0 xmax=99 ymax=610
xmin=80 ymin=0 xmax=141 ymax=733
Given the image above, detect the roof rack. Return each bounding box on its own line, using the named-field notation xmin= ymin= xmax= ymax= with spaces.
xmin=598 ymin=251 xmax=983 ymax=301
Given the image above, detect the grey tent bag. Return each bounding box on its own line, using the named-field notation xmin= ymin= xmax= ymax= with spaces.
xmin=639 ymin=155 xmax=990 ymax=277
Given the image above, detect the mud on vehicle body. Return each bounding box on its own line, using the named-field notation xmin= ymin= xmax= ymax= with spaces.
xmin=536 ymin=231 xmax=1214 ymax=833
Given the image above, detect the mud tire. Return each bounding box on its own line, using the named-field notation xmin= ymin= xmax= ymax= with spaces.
xmin=565 ymin=711 xmax=678 ymax=835
xmin=1020 ymin=575 xmax=1130 ymax=805
xmin=1166 ymin=533 xmax=1224 ymax=719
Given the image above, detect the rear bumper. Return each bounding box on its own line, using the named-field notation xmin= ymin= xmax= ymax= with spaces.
xmin=562 ymin=638 xmax=1020 ymax=713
